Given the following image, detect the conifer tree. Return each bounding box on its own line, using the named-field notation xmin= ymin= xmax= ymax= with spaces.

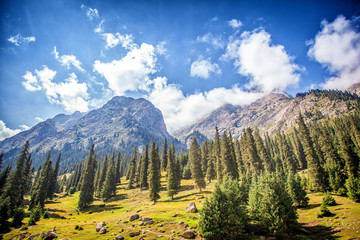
xmin=291 ymin=128 xmax=307 ymax=169
xmin=128 ymin=146 xmax=137 ymax=189
xmin=135 ymin=154 xmax=142 ymax=186
xmin=214 ymin=127 xmax=222 ymax=181
xmin=48 ymin=153 xmax=61 ymax=198
xmin=242 ymin=128 xmax=263 ymax=174
xmin=149 ymin=141 xmax=161 ymax=202
xmin=140 ymin=144 xmax=149 ymax=189
xmin=254 ymin=129 xmax=273 ymax=172
xmin=0 ymin=164 xmax=11 ymax=194
xmin=96 ymin=156 xmax=108 ymax=195
xmin=74 ymin=161 xmax=84 ymax=191
xmin=287 ymin=173 xmax=309 ymax=207
xmin=175 ymin=158 xmax=182 ymax=189
xmin=29 ymin=151 xmax=53 ymax=210
xmin=189 ymin=137 xmax=206 ymax=192
xmin=78 ymin=145 xmax=96 ymax=211
xmin=297 ymin=113 xmax=327 ymax=191
xmin=0 ymin=152 xmax=3 ymax=170
xmin=101 ymin=153 xmax=117 ymax=199
xmin=201 ymin=141 xmax=209 ymax=175
xmin=115 ymin=152 xmax=122 ymax=184
xmin=167 ymin=142 xmax=178 ymax=200
xmin=221 ymin=132 xmax=238 ymax=179
xmin=206 ymin=152 xmax=216 ymax=183
xmin=22 ymin=154 xmax=33 ymax=197
xmin=161 ymin=138 xmax=168 ymax=171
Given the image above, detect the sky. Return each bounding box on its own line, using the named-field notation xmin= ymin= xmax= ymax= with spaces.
xmin=0 ymin=0 xmax=360 ymax=140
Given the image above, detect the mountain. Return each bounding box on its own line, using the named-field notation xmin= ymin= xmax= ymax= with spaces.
xmin=173 ymin=89 xmax=360 ymax=145
xmin=0 ymin=96 xmax=182 ymax=172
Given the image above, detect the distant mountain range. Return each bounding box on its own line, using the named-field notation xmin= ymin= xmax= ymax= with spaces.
xmin=0 ymin=96 xmax=183 ymax=172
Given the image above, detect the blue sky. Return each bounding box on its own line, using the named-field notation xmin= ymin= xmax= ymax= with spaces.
xmin=0 ymin=0 xmax=359 ymax=139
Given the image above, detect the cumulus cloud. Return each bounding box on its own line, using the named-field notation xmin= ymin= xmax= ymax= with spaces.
xmin=156 ymin=41 xmax=167 ymax=55
xmin=190 ymin=58 xmax=221 ymax=79
xmin=20 ymin=125 xmax=30 ymax=131
xmin=52 ymin=46 xmax=85 ymax=72
xmin=35 ymin=117 xmax=44 ymax=122
xmin=22 ymin=66 xmax=89 ymax=112
xmin=228 ymin=19 xmax=243 ymax=28
xmin=0 ymin=120 xmax=21 ymax=141
xmin=223 ymin=29 xmax=301 ymax=92
xmin=8 ymin=34 xmax=36 ymax=46
xmin=308 ymin=15 xmax=360 ymax=90
xmin=148 ymin=77 xmax=264 ymax=132
xmin=196 ymin=33 xmax=225 ymax=49
xmin=101 ymin=32 xmax=137 ymax=50
xmin=93 ymin=43 xmax=157 ymax=95
xmin=81 ymin=4 xmax=99 ymax=20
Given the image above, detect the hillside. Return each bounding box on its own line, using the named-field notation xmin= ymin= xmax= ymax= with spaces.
xmin=0 ymin=96 xmax=182 ymax=171
xmin=173 ymin=87 xmax=360 ymax=146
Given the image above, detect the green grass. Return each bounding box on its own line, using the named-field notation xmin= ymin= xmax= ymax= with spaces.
xmin=3 ymin=174 xmax=360 ymax=240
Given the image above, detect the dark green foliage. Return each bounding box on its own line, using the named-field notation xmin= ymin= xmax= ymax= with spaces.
xmin=199 ymin=178 xmax=247 ymax=240
xmin=29 ymin=151 xmax=53 ymax=210
xmin=287 ymin=173 xmax=309 ymax=207
xmin=48 ymin=153 xmax=61 ymax=198
xmin=101 ymin=153 xmax=117 ymax=199
xmin=0 ymin=197 xmax=10 ymax=231
xmin=0 ymin=164 xmax=11 ymax=193
xmin=182 ymin=162 xmax=191 ymax=179
xmin=323 ymin=192 xmax=336 ymax=206
xmin=346 ymin=174 xmax=360 ymax=201
xmin=78 ymin=145 xmax=97 ymax=211
xmin=241 ymin=128 xmax=263 ymax=174
xmin=149 ymin=142 xmax=161 ymax=202
xmin=11 ymin=207 xmax=24 ymax=227
xmin=318 ymin=203 xmax=332 ymax=217
xmin=254 ymin=129 xmax=273 ymax=173
xmin=291 ymin=128 xmax=307 ymax=169
xmin=248 ymin=173 xmax=298 ymax=235
xmin=214 ymin=127 xmax=222 ymax=181
xmin=206 ymin=152 xmax=216 ymax=183
xmin=161 ymin=138 xmax=168 ymax=171
xmin=115 ymin=152 xmax=122 ymax=184
xmin=221 ymin=132 xmax=238 ymax=179
xmin=140 ymin=144 xmax=149 ymax=189
xmin=0 ymin=152 xmax=3 ymax=170
xmin=96 ymin=156 xmax=108 ymax=195
xmin=42 ymin=210 xmax=49 ymax=219
xmin=28 ymin=204 xmax=42 ymax=225
xmin=189 ymin=137 xmax=206 ymax=192
xmin=128 ymin=147 xmax=137 ymax=189
xmin=167 ymin=142 xmax=178 ymax=200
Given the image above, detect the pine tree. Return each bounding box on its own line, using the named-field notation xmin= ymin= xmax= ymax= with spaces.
xmin=0 ymin=164 xmax=11 ymax=194
xmin=149 ymin=141 xmax=161 ymax=202
xmin=201 ymin=141 xmax=209 ymax=175
xmin=48 ymin=153 xmax=61 ymax=198
xmin=78 ymin=145 xmax=97 ymax=211
xmin=175 ymin=157 xmax=182 ymax=190
xmin=115 ymin=152 xmax=122 ymax=184
xmin=221 ymin=132 xmax=238 ymax=179
xmin=206 ymin=152 xmax=216 ymax=183
xmin=242 ymin=128 xmax=263 ymax=174
xmin=101 ymin=153 xmax=117 ymax=199
xmin=167 ymin=142 xmax=178 ymax=200
xmin=189 ymin=137 xmax=206 ymax=192
xmin=297 ymin=113 xmax=327 ymax=191
xmin=214 ymin=127 xmax=222 ymax=181
xmin=291 ymin=128 xmax=307 ymax=169
xmin=0 ymin=152 xmax=3 ymax=170
xmin=21 ymin=154 xmax=33 ymax=197
xmin=128 ymin=146 xmax=137 ymax=189
xmin=140 ymin=144 xmax=149 ymax=189
xmin=254 ymin=129 xmax=273 ymax=172
xmin=96 ymin=156 xmax=108 ymax=195
xmin=29 ymin=151 xmax=53 ymax=210
xmin=287 ymin=173 xmax=309 ymax=207
xmin=161 ymin=138 xmax=168 ymax=171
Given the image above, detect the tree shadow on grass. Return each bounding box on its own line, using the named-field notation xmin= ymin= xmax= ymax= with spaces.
xmin=83 ymin=203 xmax=122 ymax=214
xmin=297 ymin=222 xmax=342 ymax=240
xmin=301 ymin=203 xmax=321 ymax=210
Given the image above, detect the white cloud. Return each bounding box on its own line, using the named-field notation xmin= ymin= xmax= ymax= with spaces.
xmin=190 ymin=58 xmax=221 ymax=79
xmin=8 ymin=34 xmax=36 ymax=46
xmin=228 ymin=19 xmax=243 ymax=29
xmin=52 ymin=46 xmax=59 ymax=59
xmin=52 ymin=46 xmax=85 ymax=72
xmin=308 ymin=15 xmax=360 ymax=90
xmin=196 ymin=33 xmax=225 ymax=49
xmin=35 ymin=117 xmax=44 ymax=122
xmin=223 ymin=29 xmax=301 ymax=92
xmin=93 ymin=43 xmax=157 ymax=95
xmin=81 ymin=4 xmax=99 ymax=20
xmin=94 ymin=19 xmax=104 ymax=33
xmin=0 ymin=120 xmax=21 ymax=141
xmin=148 ymin=77 xmax=264 ymax=132
xmin=156 ymin=41 xmax=167 ymax=55
xmin=22 ymin=66 xmax=89 ymax=113
xmin=101 ymin=33 xmax=137 ymax=50
xmin=20 ymin=124 xmax=30 ymax=131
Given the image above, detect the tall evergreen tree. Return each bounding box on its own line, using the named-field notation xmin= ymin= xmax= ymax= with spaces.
xmin=214 ymin=127 xmax=222 ymax=181
xmin=96 ymin=156 xmax=108 ymax=195
xmin=48 ymin=153 xmax=61 ymax=198
xmin=221 ymin=132 xmax=238 ymax=179
xmin=101 ymin=153 xmax=117 ymax=199
xmin=0 ymin=164 xmax=11 ymax=194
xmin=206 ymin=152 xmax=216 ymax=183
xmin=78 ymin=144 xmax=97 ymax=211
xmin=291 ymin=128 xmax=307 ymax=169
xmin=297 ymin=113 xmax=327 ymax=191
xmin=254 ymin=129 xmax=273 ymax=173
xmin=189 ymin=137 xmax=206 ymax=192
xmin=242 ymin=128 xmax=262 ymax=174
xmin=140 ymin=144 xmax=149 ymax=189
xmin=115 ymin=152 xmax=122 ymax=184
xmin=29 ymin=151 xmax=53 ymax=210
xmin=22 ymin=154 xmax=33 ymax=196
xmin=0 ymin=152 xmax=3 ymax=170
xmin=128 ymin=146 xmax=137 ymax=189
xmin=149 ymin=141 xmax=161 ymax=203
xmin=167 ymin=142 xmax=178 ymax=200
xmin=161 ymin=138 xmax=168 ymax=171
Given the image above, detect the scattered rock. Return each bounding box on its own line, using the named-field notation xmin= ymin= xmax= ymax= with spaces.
xmin=159 ymin=229 xmax=165 ymax=233
xmin=158 ymin=235 xmax=163 ymax=238
xmin=171 ymin=230 xmax=175 ymax=234
xmin=182 ymin=230 xmax=195 ymax=239
xmin=178 ymin=223 xmax=189 ymax=229
xmin=119 ymin=228 xmax=124 ymax=233
xmin=149 ymin=202 xmax=155 ymax=206
xmin=129 ymin=213 xmax=140 ymax=221
xmin=124 ymin=221 xmax=129 ymax=223
xmin=144 ymin=220 xmax=153 ymax=225
xmin=126 ymin=209 xmax=131 ymax=212
xmin=99 ymin=227 xmax=107 ymax=234
xmin=110 ymin=233 xmax=115 ymax=236
xmin=142 ymin=217 xmax=152 ymax=221
xmin=136 ymin=209 xmax=142 ymax=212
xmin=178 ymin=221 xmax=184 ymax=225
xmin=195 ymin=235 xmax=205 ymax=240
xmin=157 ymin=224 xmax=163 ymax=227
xmin=41 ymin=231 xmax=57 ymax=239
xmin=172 ymin=214 xmax=179 ymax=217
xmin=129 ymin=231 xmax=140 ymax=237
xmin=115 ymin=235 xmax=125 ymax=240
xmin=96 ymin=222 xmax=107 ymax=232
xmin=185 ymin=202 xmax=197 ymax=213
xmin=139 ymin=222 xmax=144 ymax=226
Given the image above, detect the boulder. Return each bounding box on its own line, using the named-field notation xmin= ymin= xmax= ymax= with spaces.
xmin=96 ymin=222 xmax=106 ymax=232
xmin=139 ymin=221 xmax=144 ymax=226
xmin=182 ymin=230 xmax=195 ymax=239
xmin=41 ymin=231 xmax=57 ymax=239
xmin=115 ymin=235 xmax=125 ymax=240
xmin=99 ymin=227 xmax=107 ymax=234
xmin=185 ymin=202 xmax=197 ymax=213
xmin=129 ymin=213 xmax=140 ymax=221
xmin=129 ymin=231 xmax=140 ymax=237
xmin=141 ymin=217 xmax=152 ymax=221
xmin=144 ymin=220 xmax=153 ymax=226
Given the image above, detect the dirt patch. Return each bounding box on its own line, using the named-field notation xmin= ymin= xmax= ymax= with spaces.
xmin=304 ymin=220 xmax=321 ymax=227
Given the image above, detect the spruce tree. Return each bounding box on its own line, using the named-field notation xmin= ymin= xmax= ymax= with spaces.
xmin=221 ymin=132 xmax=238 ymax=179
xmin=149 ymin=141 xmax=161 ymax=203
xmin=206 ymin=152 xmax=216 ymax=183
xmin=167 ymin=142 xmax=178 ymax=200
xmin=140 ymin=144 xmax=149 ymax=189
xmin=78 ymin=145 xmax=97 ymax=211
xmin=21 ymin=154 xmax=33 ymax=197
xmin=254 ymin=129 xmax=273 ymax=172
xmin=214 ymin=127 xmax=222 ymax=181
xmin=161 ymin=138 xmax=168 ymax=171
xmin=287 ymin=173 xmax=309 ymax=207
xmin=201 ymin=141 xmax=209 ymax=175
xmin=29 ymin=151 xmax=53 ymax=210
xmin=0 ymin=164 xmax=11 ymax=194
xmin=0 ymin=152 xmax=3 ymax=170
xmin=297 ymin=113 xmax=327 ymax=191
xmin=242 ymin=128 xmax=263 ymax=174
xmin=101 ymin=153 xmax=117 ymax=199
xmin=128 ymin=146 xmax=137 ymax=189
xmin=48 ymin=153 xmax=61 ymax=198
xmin=189 ymin=137 xmax=206 ymax=192
xmin=96 ymin=156 xmax=108 ymax=195
xmin=115 ymin=152 xmax=122 ymax=184
xmin=291 ymin=128 xmax=307 ymax=169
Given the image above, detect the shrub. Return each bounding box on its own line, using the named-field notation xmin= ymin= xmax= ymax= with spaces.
xmin=28 ymin=204 xmax=42 ymax=225
xmin=346 ymin=175 xmax=360 ymax=202
xmin=317 ymin=203 xmax=331 ymax=217
xmin=323 ymin=192 xmax=336 ymax=206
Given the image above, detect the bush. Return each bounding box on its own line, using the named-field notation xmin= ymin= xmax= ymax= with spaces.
xmin=317 ymin=203 xmax=331 ymax=217
xmin=323 ymin=192 xmax=336 ymax=206
xmin=346 ymin=175 xmax=360 ymax=202
xmin=12 ymin=207 xmax=24 ymax=227
xmin=337 ymin=187 xmax=347 ymax=196
xmin=28 ymin=204 xmax=42 ymax=225
xmin=199 ymin=177 xmax=247 ymax=240
xmin=287 ymin=174 xmax=309 ymax=207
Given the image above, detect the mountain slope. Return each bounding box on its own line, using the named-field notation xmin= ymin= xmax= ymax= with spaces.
xmin=173 ymin=89 xmax=360 ymax=144
xmin=0 ymin=96 xmax=181 ymax=171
